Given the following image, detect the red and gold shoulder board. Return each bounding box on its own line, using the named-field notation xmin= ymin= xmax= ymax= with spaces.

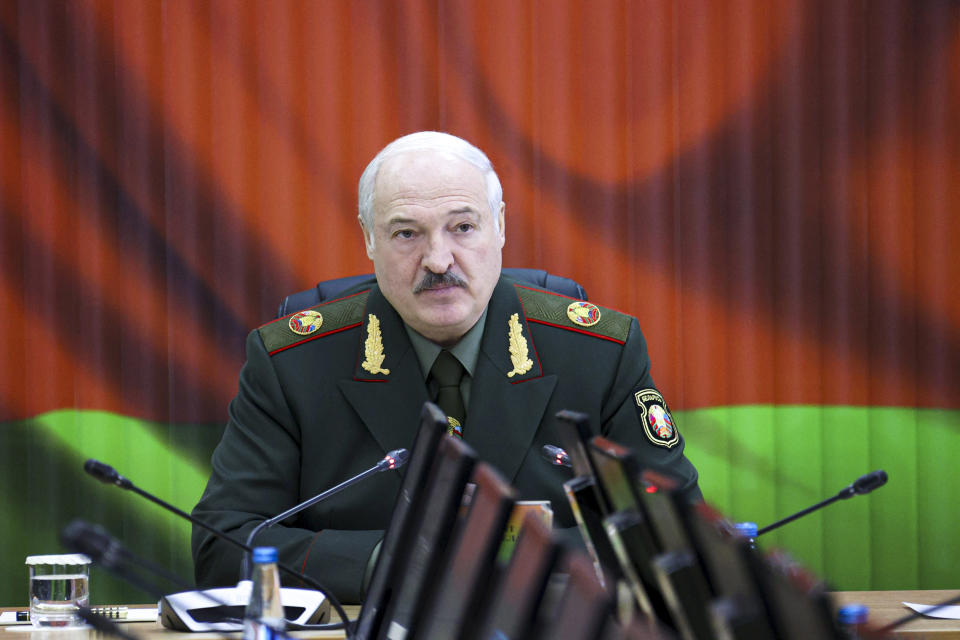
xmin=514 ymin=285 xmax=631 ymax=344
xmin=258 ymin=290 xmax=369 ymax=356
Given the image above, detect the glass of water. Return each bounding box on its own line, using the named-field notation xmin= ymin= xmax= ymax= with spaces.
xmin=26 ymin=554 xmax=91 ymax=627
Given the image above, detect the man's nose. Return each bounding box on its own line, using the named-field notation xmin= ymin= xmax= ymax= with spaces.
xmin=421 ymin=235 xmax=455 ymax=274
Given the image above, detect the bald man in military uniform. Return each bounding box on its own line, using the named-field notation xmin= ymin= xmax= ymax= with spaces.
xmin=192 ymin=132 xmax=700 ymax=603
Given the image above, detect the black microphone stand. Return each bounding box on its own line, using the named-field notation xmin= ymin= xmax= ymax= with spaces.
xmin=757 ymin=470 xmax=888 ymax=536
xmin=757 ymin=494 xmax=844 ymax=536
xmin=241 ymin=449 xmax=409 ymax=580
xmin=83 ymin=460 xmax=352 ymax=633
xmin=62 ymin=520 xmax=277 ymax=640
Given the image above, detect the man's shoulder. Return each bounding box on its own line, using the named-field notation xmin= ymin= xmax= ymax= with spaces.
xmin=511 ymin=282 xmax=634 ymax=344
xmin=257 ymin=289 xmax=371 ymax=356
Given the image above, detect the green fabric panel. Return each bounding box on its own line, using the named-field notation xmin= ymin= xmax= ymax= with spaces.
xmin=820 ymin=407 xmax=873 ymax=588
xmin=1 ymin=405 xmax=957 ymax=608
xmin=775 ymin=407 xmax=826 ymax=577
xmin=0 ymin=410 xmax=224 ymax=607
xmin=680 ymin=405 xmax=958 ymax=590
xmin=726 ymin=405 xmax=778 ymax=541
xmin=868 ymin=409 xmax=920 ymax=588
xmin=916 ymin=410 xmax=960 ymax=588
xmin=679 ymin=407 xmax=733 ymax=507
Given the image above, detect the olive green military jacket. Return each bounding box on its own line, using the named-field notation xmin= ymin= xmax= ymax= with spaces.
xmin=192 ymin=275 xmax=700 ymax=603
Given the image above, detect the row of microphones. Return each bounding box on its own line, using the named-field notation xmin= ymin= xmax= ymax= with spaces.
xmin=81 ymin=450 xmax=409 ymax=634
xmin=540 ymin=443 xmax=889 ymax=538
xmin=538 ymin=442 xmax=924 ymax=635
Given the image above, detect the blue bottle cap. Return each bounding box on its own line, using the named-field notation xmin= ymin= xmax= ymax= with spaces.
xmin=734 ymin=521 xmax=758 ymax=538
xmin=252 ymin=546 xmax=278 ymax=564
xmin=837 ymin=603 xmax=869 ymax=625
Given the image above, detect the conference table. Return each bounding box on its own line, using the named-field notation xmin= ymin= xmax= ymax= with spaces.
xmin=3 ymin=592 xmax=959 ymax=638
xmin=0 ymin=605 xmax=359 ymax=640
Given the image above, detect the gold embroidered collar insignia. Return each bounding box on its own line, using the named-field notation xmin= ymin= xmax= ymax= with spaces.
xmin=506 ymin=313 xmax=534 ymax=377
xmin=361 ymin=314 xmax=390 ymax=375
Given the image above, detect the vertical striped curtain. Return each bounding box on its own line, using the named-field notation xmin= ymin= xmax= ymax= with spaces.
xmin=0 ymin=0 xmax=956 ymax=604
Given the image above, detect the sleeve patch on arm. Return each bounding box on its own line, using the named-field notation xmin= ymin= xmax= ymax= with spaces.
xmin=635 ymin=389 xmax=680 ymax=448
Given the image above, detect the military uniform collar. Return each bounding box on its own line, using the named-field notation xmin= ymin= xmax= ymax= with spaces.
xmin=404 ymin=310 xmax=488 ymax=380
xmin=342 ymin=275 xmax=556 ymax=484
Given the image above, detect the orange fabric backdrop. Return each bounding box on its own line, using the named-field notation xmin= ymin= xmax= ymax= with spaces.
xmin=0 ymin=0 xmax=956 ymax=423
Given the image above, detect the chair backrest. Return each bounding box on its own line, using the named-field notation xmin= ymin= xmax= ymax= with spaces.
xmin=276 ymin=268 xmax=588 ymax=317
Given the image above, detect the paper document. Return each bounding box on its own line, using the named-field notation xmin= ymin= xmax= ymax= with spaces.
xmin=904 ymin=602 xmax=960 ymax=620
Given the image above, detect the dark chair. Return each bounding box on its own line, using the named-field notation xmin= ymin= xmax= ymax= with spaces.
xmin=277 ymin=268 xmax=588 ymax=317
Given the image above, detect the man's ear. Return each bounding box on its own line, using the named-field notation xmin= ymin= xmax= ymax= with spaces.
xmin=497 ymin=202 xmax=506 ymax=248
xmin=359 ymin=216 xmax=375 ymax=258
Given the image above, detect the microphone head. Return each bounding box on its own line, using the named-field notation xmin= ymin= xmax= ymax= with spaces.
xmin=84 ymin=459 xmax=119 ymax=483
xmin=853 ymin=469 xmax=888 ymax=495
xmin=541 ymin=444 xmax=572 ymax=468
xmin=382 ymin=448 xmax=410 ymax=471
xmin=84 ymin=459 xmax=132 ymax=489
xmin=60 ymin=519 xmax=124 ymax=569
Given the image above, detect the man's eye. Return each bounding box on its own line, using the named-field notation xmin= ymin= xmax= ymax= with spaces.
xmin=455 ymin=223 xmax=474 ymax=233
xmin=393 ymin=229 xmax=415 ymax=239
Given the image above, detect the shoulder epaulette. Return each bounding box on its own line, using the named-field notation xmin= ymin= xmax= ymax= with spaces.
xmin=514 ymin=284 xmax=632 ymax=344
xmin=258 ymin=290 xmax=369 ymax=355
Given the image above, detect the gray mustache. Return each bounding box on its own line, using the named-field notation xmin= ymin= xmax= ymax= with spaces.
xmin=414 ymin=271 xmax=467 ymax=293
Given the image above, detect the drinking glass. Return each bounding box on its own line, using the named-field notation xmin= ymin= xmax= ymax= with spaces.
xmin=26 ymin=554 xmax=91 ymax=627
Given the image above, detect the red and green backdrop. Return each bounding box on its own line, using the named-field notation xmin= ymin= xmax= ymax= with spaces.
xmin=1 ymin=0 xmax=957 ymax=604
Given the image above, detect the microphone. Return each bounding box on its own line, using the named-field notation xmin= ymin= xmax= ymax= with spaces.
xmin=84 ymin=459 xmax=133 ymax=489
xmin=242 ymin=448 xmax=410 ymax=578
xmin=81 ymin=459 xmax=346 ymax=632
xmin=757 ymin=470 xmax=889 ymax=536
xmin=61 ymin=519 xmax=224 ymax=612
xmin=541 ymin=444 xmax=572 ymax=468
xmin=838 ymin=470 xmax=888 ymax=499
xmin=61 ymin=520 xmax=268 ymax=638
xmin=61 ymin=519 xmax=127 ymax=570
xmin=380 ymin=448 xmax=409 ymax=471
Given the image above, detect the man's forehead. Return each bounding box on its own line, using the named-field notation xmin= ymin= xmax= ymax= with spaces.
xmin=375 ymin=150 xmax=486 ymax=201
xmin=382 ymin=206 xmax=483 ymax=226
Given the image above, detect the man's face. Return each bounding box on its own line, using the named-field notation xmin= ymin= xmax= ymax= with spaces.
xmin=361 ymin=150 xmax=505 ymax=346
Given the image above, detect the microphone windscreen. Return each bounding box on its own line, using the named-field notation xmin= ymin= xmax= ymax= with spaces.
xmin=382 ymin=448 xmax=410 ymax=470
xmin=391 ymin=448 xmax=410 ymax=469
xmin=541 ymin=444 xmax=571 ymax=468
xmin=60 ymin=519 xmax=116 ymax=565
xmin=853 ymin=470 xmax=888 ymax=495
xmin=84 ymin=459 xmax=119 ymax=484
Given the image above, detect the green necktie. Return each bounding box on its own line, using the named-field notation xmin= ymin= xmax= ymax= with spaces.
xmin=430 ymin=350 xmax=466 ymax=436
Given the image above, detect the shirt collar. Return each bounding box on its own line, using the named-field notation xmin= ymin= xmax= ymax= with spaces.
xmin=404 ymin=309 xmax=488 ymax=379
